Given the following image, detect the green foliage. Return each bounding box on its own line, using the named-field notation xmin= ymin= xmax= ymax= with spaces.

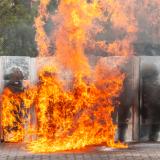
xmin=0 ymin=0 xmax=38 ymax=57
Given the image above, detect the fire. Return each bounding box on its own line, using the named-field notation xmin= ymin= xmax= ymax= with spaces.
xmin=26 ymin=65 xmax=126 ymax=152
xmin=1 ymin=88 xmax=25 ymax=142
xmin=1 ymin=0 xmax=139 ymax=152
xmin=34 ymin=0 xmax=51 ymax=56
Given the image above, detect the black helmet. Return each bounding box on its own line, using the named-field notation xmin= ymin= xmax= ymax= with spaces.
xmin=142 ymin=64 xmax=159 ymax=79
xmin=5 ymin=67 xmax=24 ymax=81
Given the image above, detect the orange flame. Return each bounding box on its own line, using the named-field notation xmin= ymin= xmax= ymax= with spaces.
xmin=1 ymin=0 xmax=139 ymax=152
xmin=53 ymin=0 xmax=104 ymax=75
xmin=34 ymin=0 xmax=51 ymax=56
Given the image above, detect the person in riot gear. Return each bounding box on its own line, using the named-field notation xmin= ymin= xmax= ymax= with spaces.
xmin=117 ymin=60 xmax=133 ymax=142
xmin=141 ymin=64 xmax=160 ymax=141
xmin=5 ymin=67 xmax=24 ymax=93
xmin=2 ymin=67 xmax=26 ymax=141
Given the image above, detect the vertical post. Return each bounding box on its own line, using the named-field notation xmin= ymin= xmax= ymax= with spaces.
xmin=132 ymin=56 xmax=140 ymax=141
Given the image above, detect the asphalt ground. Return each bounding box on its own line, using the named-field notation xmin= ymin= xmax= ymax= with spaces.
xmin=0 ymin=142 xmax=160 ymax=160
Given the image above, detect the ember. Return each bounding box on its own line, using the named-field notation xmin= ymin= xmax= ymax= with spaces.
xmin=1 ymin=0 xmax=138 ymax=152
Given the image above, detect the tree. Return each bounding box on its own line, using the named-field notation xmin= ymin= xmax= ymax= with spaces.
xmin=0 ymin=0 xmax=38 ymax=57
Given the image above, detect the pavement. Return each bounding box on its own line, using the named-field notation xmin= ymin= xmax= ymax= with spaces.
xmin=0 ymin=142 xmax=160 ymax=160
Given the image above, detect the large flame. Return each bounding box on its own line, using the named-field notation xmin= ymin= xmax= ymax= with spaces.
xmin=1 ymin=88 xmax=26 ymax=142
xmin=1 ymin=0 xmax=139 ymax=152
xmin=34 ymin=0 xmax=51 ymax=56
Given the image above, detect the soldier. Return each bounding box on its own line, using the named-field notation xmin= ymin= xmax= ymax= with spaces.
xmin=141 ymin=64 xmax=160 ymax=141
xmin=2 ymin=67 xmax=26 ymax=142
xmin=117 ymin=59 xmax=133 ymax=142
xmin=5 ymin=67 xmax=24 ymax=93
